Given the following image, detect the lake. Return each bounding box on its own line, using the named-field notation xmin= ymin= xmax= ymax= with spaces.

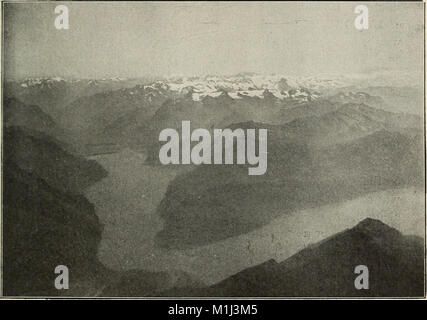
xmin=86 ymin=149 xmax=425 ymax=285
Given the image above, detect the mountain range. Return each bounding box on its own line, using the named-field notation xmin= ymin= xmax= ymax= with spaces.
xmin=2 ymin=74 xmax=424 ymax=297
xmin=5 ymin=74 xmax=422 ymax=154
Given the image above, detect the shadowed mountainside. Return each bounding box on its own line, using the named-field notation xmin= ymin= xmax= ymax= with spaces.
xmin=3 ymin=161 xmax=108 ymax=296
xmin=154 ymin=106 xmax=423 ymax=248
xmin=3 ymin=96 xmax=56 ymax=133
xmin=160 ymin=218 xmax=424 ymax=297
xmin=58 ymin=83 xmax=172 ymax=148
xmin=2 ymin=125 xmax=204 ymax=296
xmin=2 ymin=126 xmax=109 ymax=296
xmin=3 ymin=126 xmax=108 ymax=194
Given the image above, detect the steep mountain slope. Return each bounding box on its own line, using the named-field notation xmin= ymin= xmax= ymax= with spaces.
xmin=162 ymin=219 xmax=424 ymax=297
xmin=2 ymin=126 xmax=206 ymax=296
xmin=3 ymin=161 xmax=108 ymax=296
xmin=2 ymin=126 xmax=110 ymax=296
xmin=58 ymin=83 xmax=172 ymax=151
xmin=4 ymin=78 xmax=70 ymax=120
xmin=3 ymin=96 xmax=83 ymax=153
xmin=4 ymin=126 xmax=107 ymax=194
xmin=155 ymin=123 xmax=423 ymax=248
xmin=3 ymin=96 xmax=56 ymax=133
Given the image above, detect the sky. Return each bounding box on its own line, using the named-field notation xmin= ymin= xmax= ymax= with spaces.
xmin=3 ymin=2 xmax=424 ymax=81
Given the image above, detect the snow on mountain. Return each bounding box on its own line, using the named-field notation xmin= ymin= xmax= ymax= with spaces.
xmin=11 ymin=73 xmax=351 ymax=103
xmin=154 ymin=74 xmax=337 ymax=102
xmin=15 ymin=77 xmax=132 ymax=88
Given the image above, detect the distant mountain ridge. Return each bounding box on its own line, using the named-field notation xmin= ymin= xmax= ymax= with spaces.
xmin=280 ymin=102 xmax=421 ymax=145
xmin=6 ymin=75 xmax=422 ymax=157
xmin=4 ymin=77 xmax=161 ymax=120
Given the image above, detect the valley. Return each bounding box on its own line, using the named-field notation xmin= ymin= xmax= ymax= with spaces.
xmin=86 ymin=148 xmax=424 ymax=285
xmin=3 ymin=73 xmax=425 ymax=296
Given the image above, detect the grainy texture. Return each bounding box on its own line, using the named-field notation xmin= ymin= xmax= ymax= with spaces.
xmin=2 ymin=2 xmax=425 ymax=297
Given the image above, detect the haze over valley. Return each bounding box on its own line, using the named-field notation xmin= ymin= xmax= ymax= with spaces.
xmin=3 ymin=2 xmax=424 ymax=297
